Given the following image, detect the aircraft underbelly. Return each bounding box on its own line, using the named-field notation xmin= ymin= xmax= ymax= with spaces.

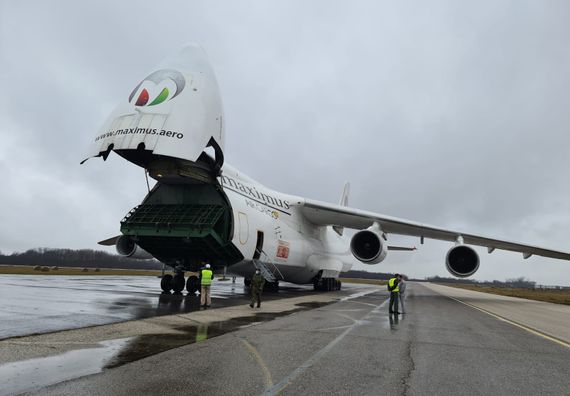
xmin=229 ymin=260 xmax=315 ymax=284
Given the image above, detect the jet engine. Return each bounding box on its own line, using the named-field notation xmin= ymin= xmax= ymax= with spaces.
xmin=116 ymin=235 xmax=154 ymax=260
xmin=445 ymin=245 xmax=479 ymax=277
xmin=350 ymin=226 xmax=388 ymax=264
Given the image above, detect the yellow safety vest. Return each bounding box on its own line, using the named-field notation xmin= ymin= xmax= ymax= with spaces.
xmin=388 ymin=277 xmax=399 ymax=293
xmin=201 ymin=269 xmax=213 ymax=286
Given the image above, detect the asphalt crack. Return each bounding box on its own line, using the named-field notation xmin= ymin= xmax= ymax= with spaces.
xmin=400 ymin=341 xmax=416 ymax=395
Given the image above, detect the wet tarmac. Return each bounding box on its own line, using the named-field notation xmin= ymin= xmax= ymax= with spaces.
xmin=0 ymin=274 xmax=320 ymax=340
xmin=2 ymin=282 xmax=569 ymax=396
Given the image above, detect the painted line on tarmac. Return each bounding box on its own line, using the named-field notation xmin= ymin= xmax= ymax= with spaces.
xmin=447 ymin=296 xmax=570 ymax=350
xmin=242 ymin=339 xmax=274 ymax=388
xmin=339 ymin=288 xmax=380 ymax=302
xmin=263 ymin=298 xmax=389 ymax=396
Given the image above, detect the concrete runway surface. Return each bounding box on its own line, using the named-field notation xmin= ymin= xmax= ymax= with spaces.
xmin=1 ymin=280 xmax=568 ymax=395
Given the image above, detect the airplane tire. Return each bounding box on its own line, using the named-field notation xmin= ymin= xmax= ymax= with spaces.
xmin=161 ymin=274 xmax=173 ymax=292
xmin=316 ymin=278 xmax=340 ymax=292
xmin=313 ymin=279 xmax=321 ymax=291
xmin=172 ymin=274 xmax=185 ymax=293
xmin=186 ymin=275 xmax=199 ymax=294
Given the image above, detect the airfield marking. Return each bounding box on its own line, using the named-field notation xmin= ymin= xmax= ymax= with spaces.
xmin=447 ymin=296 xmax=570 ymax=350
xmin=348 ymin=301 xmax=378 ymax=307
xmin=263 ymin=298 xmax=389 ymax=396
xmin=339 ymin=288 xmax=380 ymax=302
xmin=241 ymin=339 xmax=274 ymax=388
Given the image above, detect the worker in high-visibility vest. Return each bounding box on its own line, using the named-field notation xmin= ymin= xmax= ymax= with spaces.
xmin=200 ymin=263 xmax=214 ymax=308
xmin=388 ymin=273 xmax=400 ymax=314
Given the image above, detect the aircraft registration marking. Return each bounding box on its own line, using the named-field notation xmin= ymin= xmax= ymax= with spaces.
xmin=276 ymin=241 xmax=290 ymax=260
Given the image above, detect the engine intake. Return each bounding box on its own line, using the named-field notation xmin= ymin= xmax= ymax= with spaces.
xmin=116 ymin=235 xmax=154 ymax=260
xmin=350 ymin=228 xmax=387 ymax=264
xmin=446 ymin=245 xmax=479 ymax=277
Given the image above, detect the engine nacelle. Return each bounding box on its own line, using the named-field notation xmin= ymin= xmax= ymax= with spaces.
xmin=116 ymin=236 xmax=154 ymax=260
xmin=445 ymin=245 xmax=480 ymax=277
xmin=350 ymin=227 xmax=388 ymax=264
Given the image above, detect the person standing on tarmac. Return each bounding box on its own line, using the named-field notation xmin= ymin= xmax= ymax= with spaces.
xmin=200 ymin=263 xmax=214 ymax=308
xmin=398 ymin=275 xmax=406 ymax=314
xmin=388 ymin=273 xmax=400 ymax=314
xmin=249 ymin=269 xmax=265 ymax=308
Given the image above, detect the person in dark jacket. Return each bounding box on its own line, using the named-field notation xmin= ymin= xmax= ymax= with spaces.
xmin=249 ymin=269 xmax=265 ymax=308
xmin=399 ymin=275 xmax=407 ymax=314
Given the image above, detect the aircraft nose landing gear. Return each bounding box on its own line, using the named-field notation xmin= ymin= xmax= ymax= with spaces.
xmin=161 ymin=273 xmax=199 ymax=295
xmin=161 ymin=274 xmax=173 ymax=293
xmin=186 ymin=275 xmax=199 ymax=294
xmin=172 ymin=273 xmax=185 ymax=294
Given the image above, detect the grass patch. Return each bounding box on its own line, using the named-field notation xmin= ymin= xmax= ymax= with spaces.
xmin=341 ymin=278 xmax=388 ymax=286
xmin=0 ymin=265 xmax=162 ymax=277
xmin=443 ymin=283 xmax=570 ymax=306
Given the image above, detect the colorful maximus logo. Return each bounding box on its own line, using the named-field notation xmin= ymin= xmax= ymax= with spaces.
xmin=129 ymin=69 xmax=186 ymax=107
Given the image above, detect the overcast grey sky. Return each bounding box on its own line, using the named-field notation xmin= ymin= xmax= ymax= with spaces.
xmin=1 ymin=1 xmax=570 ymax=285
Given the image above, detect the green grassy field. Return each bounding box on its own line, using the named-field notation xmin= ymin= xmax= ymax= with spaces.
xmin=0 ymin=265 xmax=163 ymax=277
xmin=443 ymin=283 xmax=570 ymax=306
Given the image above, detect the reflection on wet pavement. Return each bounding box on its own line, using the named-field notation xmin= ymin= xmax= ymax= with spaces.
xmin=105 ymin=301 xmax=336 ymax=368
xmin=0 ymin=338 xmax=131 ymax=396
xmin=389 ymin=313 xmax=399 ymax=329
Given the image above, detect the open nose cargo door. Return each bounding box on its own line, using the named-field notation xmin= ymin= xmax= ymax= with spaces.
xmin=82 ymin=45 xmax=242 ymax=270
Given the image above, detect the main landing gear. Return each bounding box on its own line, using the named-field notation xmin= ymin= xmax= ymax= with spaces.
xmin=161 ymin=272 xmax=200 ymax=294
xmin=313 ymin=277 xmax=341 ymax=292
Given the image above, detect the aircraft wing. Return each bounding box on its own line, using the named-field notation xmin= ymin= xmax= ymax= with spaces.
xmin=294 ymin=198 xmax=570 ymax=261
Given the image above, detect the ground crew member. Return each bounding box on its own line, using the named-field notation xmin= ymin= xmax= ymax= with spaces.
xmin=388 ymin=273 xmax=400 ymax=314
xmin=399 ymin=275 xmax=406 ymax=314
xmin=249 ymin=269 xmax=265 ymax=308
xmin=200 ymin=263 xmax=214 ymax=308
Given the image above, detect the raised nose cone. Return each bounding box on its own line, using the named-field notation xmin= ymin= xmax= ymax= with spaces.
xmin=164 ymin=44 xmax=215 ymax=79
xmin=82 ymin=44 xmax=225 ymax=175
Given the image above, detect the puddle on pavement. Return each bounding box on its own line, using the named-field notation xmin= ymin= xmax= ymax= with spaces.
xmin=295 ymin=301 xmax=332 ymax=309
xmin=0 ymin=338 xmax=131 ymax=396
xmin=106 ymin=300 xmax=334 ymax=368
xmin=0 ymin=300 xmax=333 ymax=393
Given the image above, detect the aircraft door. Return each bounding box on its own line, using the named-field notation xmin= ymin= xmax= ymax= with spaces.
xmin=253 ymin=231 xmax=264 ymax=259
xmin=238 ymin=212 xmax=249 ymax=245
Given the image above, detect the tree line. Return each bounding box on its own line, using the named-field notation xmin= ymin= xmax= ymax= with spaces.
xmin=345 ymin=271 xmax=539 ymax=288
xmin=0 ymin=248 xmax=162 ymax=270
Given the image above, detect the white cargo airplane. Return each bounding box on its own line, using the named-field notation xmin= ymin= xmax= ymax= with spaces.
xmin=83 ymin=45 xmax=570 ymax=294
